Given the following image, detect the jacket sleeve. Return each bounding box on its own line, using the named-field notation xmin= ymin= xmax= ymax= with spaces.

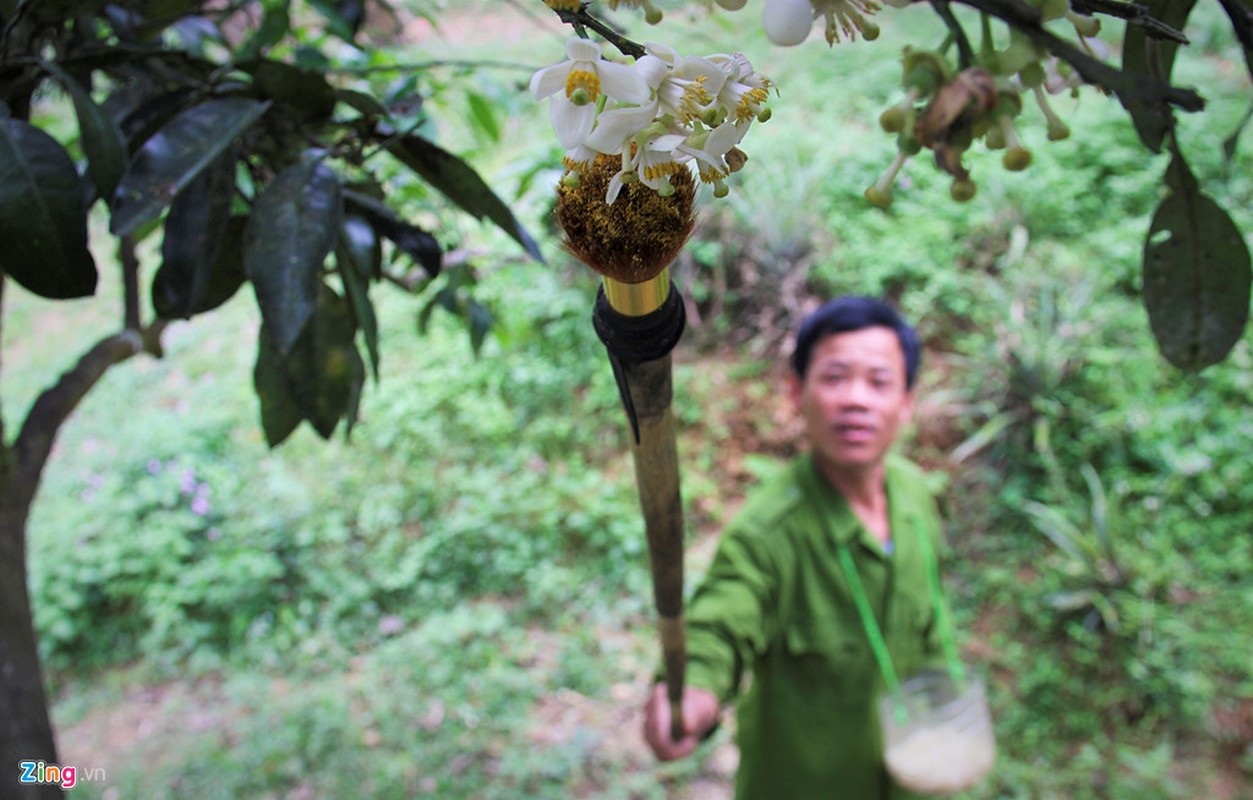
xmin=683 ymin=519 xmax=786 ymax=704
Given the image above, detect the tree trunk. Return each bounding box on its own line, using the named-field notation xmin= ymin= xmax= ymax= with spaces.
xmin=1 ymin=480 xmax=63 ymax=799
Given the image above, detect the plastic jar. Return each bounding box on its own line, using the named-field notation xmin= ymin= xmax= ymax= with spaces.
xmin=879 ymin=669 xmax=996 ymax=794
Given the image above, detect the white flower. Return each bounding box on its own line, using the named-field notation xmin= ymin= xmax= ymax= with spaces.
xmin=676 ymin=121 xmax=746 ymax=183
xmin=708 ymin=53 xmax=772 ymax=123
xmin=638 ymin=43 xmax=728 ymax=125
xmin=604 ymin=126 xmax=689 ymax=203
xmin=584 ymin=102 xmax=660 ymax=156
xmin=530 ymin=38 xmax=650 ymax=148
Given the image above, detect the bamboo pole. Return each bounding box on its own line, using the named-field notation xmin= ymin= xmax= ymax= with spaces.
xmin=599 ymin=272 xmax=687 ymax=742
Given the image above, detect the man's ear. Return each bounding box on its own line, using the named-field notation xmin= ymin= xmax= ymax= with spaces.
xmin=899 ymin=389 xmax=917 ymax=427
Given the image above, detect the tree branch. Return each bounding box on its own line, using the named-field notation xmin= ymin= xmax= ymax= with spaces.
xmin=329 ymin=58 xmax=537 ymax=76
xmin=545 ymin=3 xmax=646 ymax=60
xmin=120 ymin=234 xmax=141 ymax=331
xmin=12 ymin=322 xmax=166 ymax=495
xmin=954 ymin=0 xmax=1205 ymax=114
xmin=1069 ymin=0 xmax=1190 ymax=43
xmin=930 ymin=0 xmax=976 ymax=68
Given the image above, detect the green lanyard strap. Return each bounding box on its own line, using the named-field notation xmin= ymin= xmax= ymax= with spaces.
xmin=837 ymin=544 xmax=902 ymax=697
xmin=836 ymin=518 xmax=965 ymax=704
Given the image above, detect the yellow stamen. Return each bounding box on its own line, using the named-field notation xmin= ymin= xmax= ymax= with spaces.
xmin=565 ymin=69 xmax=601 ymax=101
xmin=643 ymin=160 xmax=683 ymax=182
xmin=735 ymin=87 xmax=769 ymax=121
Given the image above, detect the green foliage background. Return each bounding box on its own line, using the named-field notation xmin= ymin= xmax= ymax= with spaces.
xmin=8 ymin=2 xmax=1250 ymax=797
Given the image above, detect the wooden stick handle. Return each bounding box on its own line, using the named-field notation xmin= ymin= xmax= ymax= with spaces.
xmin=620 ymin=355 xmax=687 ymax=742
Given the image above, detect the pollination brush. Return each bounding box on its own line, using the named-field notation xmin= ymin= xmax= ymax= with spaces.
xmin=556 ymin=152 xmax=695 ymax=741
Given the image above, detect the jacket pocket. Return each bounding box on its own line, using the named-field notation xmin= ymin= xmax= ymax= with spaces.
xmin=783 ymin=615 xmax=880 ymax=709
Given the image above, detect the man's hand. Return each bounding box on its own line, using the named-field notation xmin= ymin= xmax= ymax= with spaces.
xmin=642 ymin=683 xmax=720 ymax=761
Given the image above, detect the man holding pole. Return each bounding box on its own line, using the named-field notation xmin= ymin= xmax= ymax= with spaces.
xmin=643 ymin=297 xmax=952 ymax=799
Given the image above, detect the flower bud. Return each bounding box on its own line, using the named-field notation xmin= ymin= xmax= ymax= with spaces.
xmin=902 ymin=49 xmax=949 ymax=96
xmin=864 ymin=185 xmax=893 ymax=208
xmin=763 ymin=0 xmax=814 ymax=47
xmin=880 ymin=106 xmax=909 ymax=133
xmin=1003 ymin=147 xmax=1031 ymax=171
xmin=715 ymin=0 xmax=749 ymax=9
xmin=1018 ymin=62 xmax=1045 ymax=89
xmin=950 ymin=178 xmax=977 ymax=202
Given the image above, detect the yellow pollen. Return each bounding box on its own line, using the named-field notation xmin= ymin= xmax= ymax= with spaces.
xmin=563 ymin=154 xmax=593 ymax=171
xmin=679 ymin=77 xmax=712 ymax=123
xmin=643 ymin=160 xmax=684 ymax=181
xmin=698 ymin=164 xmax=727 ymax=182
xmin=565 ymin=69 xmax=601 ymax=101
xmin=735 ymin=87 xmax=769 ymax=121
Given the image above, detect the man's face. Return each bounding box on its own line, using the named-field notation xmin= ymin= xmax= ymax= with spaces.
xmin=789 ymin=326 xmax=915 ymax=474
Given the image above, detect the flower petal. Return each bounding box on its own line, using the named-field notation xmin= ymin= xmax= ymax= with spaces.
xmin=530 ymin=61 xmax=572 ymax=99
xmin=605 ymin=172 xmax=626 ymax=204
xmin=584 ymin=102 xmax=658 ymax=153
xmin=634 ymin=54 xmax=671 ymax=90
xmin=598 ymin=60 xmax=651 ymax=104
xmin=565 ymin=37 xmax=602 ymax=61
xmin=550 ymin=98 xmax=596 ymax=149
xmin=644 ymin=41 xmax=678 ymax=64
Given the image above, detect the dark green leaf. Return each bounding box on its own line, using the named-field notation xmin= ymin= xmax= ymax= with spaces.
xmin=108 ymin=86 xmax=195 ymax=151
xmin=0 ymin=119 xmax=97 ymax=298
xmin=245 ymin=156 xmax=342 ymax=355
xmin=40 ymin=60 xmax=128 ymax=201
xmin=344 ymin=189 xmax=442 ymax=276
xmin=1143 ymin=151 xmax=1252 ymax=371
xmin=283 ymin=285 xmax=366 ymax=438
xmin=417 ymin=288 xmax=449 ymax=334
xmin=466 ymin=298 xmax=493 ymax=355
xmin=466 ymin=91 xmax=500 ymax=143
xmin=254 ymin=326 xmax=304 ymax=447
xmin=247 ymin=59 xmax=336 ymax=121
xmin=1121 ymin=0 xmax=1198 ymax=151
xmin=309 ymin=0 xmax=365 ymax=39
xmin=239 ymin=0 xmax=290 ymax=60
xmin=1217 ymin=0 xmax=1253 ymax=78
xmin=382 ymin=128 xmax=543 ymax=262
xmin=336 ymin=212 xmax=381 ymax=379
xmin=111 ymin=97 xmax=269 ymax=235
xmin=335 ymin=89 xmax=389 ymax=119
xmin=154 ymin=154 xmax=240 ymax=318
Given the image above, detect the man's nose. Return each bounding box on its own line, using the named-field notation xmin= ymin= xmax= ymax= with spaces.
xmin=835 ymin=378 xmax=872 ymax=407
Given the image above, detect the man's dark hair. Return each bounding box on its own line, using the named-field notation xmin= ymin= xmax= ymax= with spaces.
xmin=790 ymin=297 xmax=921 ymax=388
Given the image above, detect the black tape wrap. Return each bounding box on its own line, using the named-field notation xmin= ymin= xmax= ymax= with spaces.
xmin=592 ymin=282 xmax=686 ymax=443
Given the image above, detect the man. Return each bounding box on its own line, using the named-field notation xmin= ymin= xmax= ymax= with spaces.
xmin=643 ymin=297 xmax=947 ymax=799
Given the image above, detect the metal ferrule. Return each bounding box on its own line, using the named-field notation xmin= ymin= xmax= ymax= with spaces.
xmin=603 ymin=269 xmax=670 ymax=317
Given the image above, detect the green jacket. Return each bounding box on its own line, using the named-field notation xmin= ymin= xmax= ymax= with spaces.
xmin=684 ymin=453 xmax=945 ymax=800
